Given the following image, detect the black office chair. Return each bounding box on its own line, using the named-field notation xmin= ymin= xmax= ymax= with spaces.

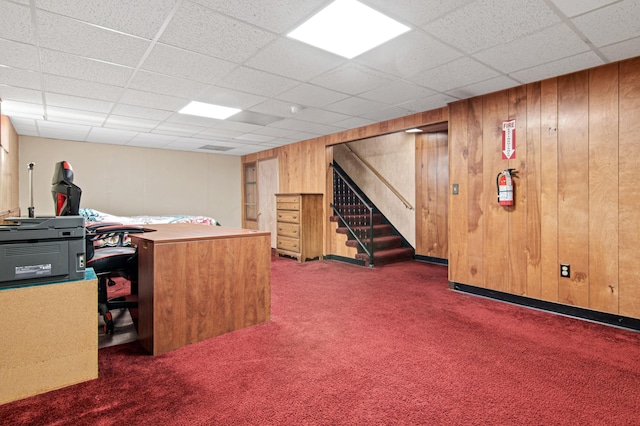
xmin=51 ymin=161 xmax=142 ymax=335
xmin=51 ymin=160 xmax=82 ymax=216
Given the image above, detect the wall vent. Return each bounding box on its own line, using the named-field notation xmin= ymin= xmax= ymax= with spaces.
xmin=199 ymin=145 xmax=233 ymax=151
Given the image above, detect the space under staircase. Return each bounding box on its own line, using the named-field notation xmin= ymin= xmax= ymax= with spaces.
xmin=330 ymin=162 xmax=414 ymax=267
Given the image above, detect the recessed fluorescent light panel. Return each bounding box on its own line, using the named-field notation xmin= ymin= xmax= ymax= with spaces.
xmin=288 ymin=0 xmax=410 ymax=59
xmin=179 ymin=101 xmax=241 ymax=120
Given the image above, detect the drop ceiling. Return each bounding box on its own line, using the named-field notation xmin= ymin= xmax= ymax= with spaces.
xmin=1 ymin=0 xmax=639 ymax=156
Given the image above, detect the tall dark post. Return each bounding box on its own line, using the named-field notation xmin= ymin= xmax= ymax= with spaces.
xmin=27 ymin=162 xmax=35 ymax=218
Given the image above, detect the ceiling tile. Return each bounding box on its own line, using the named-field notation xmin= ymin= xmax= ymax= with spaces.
xmin=195 ymin=127 xmax=244 ymax=139
xmin=128 ymin=70 xmax=210 ymax=98
xmin=126 ymin=132 xmax=178 ymax=148
xmin=0 ymin=39 xmax=40 ymax=70
xmin=43 ymin=74 xmax=123 ymax=102
xmin=152 ymin=122 xmax=206 ymax=137
xmin=207 ymin=120 xmax=262 ymax=133
xmin=509 ymin=51 xmax=604 ymax=84
xmin=424 ymin=0 xmax=561 ymax=54
xmin=473 ymin=24 xmax=591 ymax=74
xmin=159 ymin=1 xmax=275 ymax=63
xmin=248 ymin=99 xmax=301 ymax=119
xmin=359 ymin=105 xmax=412 ymax=123
xmin=600 ymin=36 xmax=640 ymax=62
xmin=168 ymin=112 xmax=220 ymax=127
xmin=276 ymin=83 xmax=349 ymax=108
xmin=45 ymin=93 xmax=113 ymax=113
xmin=446 ymin=76 xmax=520 ymax=99
xmin=163 ymin=138 xmax=213 ymax=151
xmin=397 ymin=93 xmax=458 ymax=114
xmin=36 ymin=120 xmax=91 ymax=141
xmin=34 ymin=0 xmax=181 ymax=39
xmin=267 ymin=118 xmax=321 ymax=132
xmin=246 ymin=37 xmax=346 ymax=81
xmin=0 ymin=85 xmax=42 ymax=104
xmin=86 ymin=126 xmax=138 ymax=144
xmin=310 ymin=63 xmax=395 ymax=95
xmin=119 ymin=88 xmax=187 ymax=111
xmin=234 ymin=133 xmax=275 ymax=143
xmin=104 ymin=115 xmax=161 ymax=132
xmin=364 ymin=0 xmax=475 ymax=26
xmin=549 ymin=0 xmax=619 ymax=18
xmin=196 ymin=86 xmax=266 ymax=110
xmin=360 ymin=80 xmax=436 ymax=105
xmin=324 ymin=96 xmax=387 ymax=116
xmin=110 ymin=104 xmax=173 ymax=121
xmin=333 ymin=116 xmax=377 ymax=129
xmin=142 ymin=43 xmax=237 ymax=85
xmin=36 ymin=12 xmax=152 ymax=67
xmin=0 ymin=1 xmax=34 ymax=44
xmin=243 ymin=126 xmax=297 ymax=138
xmin=0 ymin=100 xmax=44 ymax=119
xmin=229 ymin=110 xmax=284 ymax=126
xmin=1 ymin=0 xmax=639 ymax=156
xmin=355 ymin=30 xmax=462 ymax=78
xmin=217 ymin=66 xmax=300 ymax=98
xmin=40 ymin=49 xmax=134 ymax=86
xmin=289 ymin=108 xmax=351 ymax=124
xmin=572 ymin=0 xmax=640 ymax=47
xmin=410 ymin=57 xmax=500 ymax=92
xmin=190 ymin=0 xmax=327 ymax=34
xmin=8 ymin=117 xmax=38 ymax=136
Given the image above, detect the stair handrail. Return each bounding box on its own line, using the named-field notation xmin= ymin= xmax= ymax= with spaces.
xmin=330 ymin=163 xmax=374 ymax=267
xmin=344 ymin=143 xmax=414 ymax=210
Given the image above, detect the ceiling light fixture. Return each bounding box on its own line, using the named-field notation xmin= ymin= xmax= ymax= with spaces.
xmin=179 ymin=101 xmax=241 ymax=120
xmin=287 ymin=0 xmax=410 ymax=59
xmin=405 ymin=128 xmax=423 ymax=133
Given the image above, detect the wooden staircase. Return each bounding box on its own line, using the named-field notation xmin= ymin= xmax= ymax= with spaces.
xmin=330 ymin=168 xmax=415 ymax=266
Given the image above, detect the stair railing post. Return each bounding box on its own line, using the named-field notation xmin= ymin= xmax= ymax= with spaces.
xmin=330 ymin=163 xmax=375 ymax=265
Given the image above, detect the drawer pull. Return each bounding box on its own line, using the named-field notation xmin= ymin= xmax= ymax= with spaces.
xmin=292 ymin=215 xmax=297 ymax=219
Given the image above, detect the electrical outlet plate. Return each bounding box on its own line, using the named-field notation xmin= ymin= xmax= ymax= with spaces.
xmin=560 ymin=264 xmax=570 ymax=278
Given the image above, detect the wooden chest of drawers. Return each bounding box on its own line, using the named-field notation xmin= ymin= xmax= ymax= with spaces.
xmin=275 ymin=193 xmax=323 ymax=262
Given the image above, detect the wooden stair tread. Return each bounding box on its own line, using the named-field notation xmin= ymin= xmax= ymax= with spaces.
xmin=355 ymin=247 xmax=415 ymax=266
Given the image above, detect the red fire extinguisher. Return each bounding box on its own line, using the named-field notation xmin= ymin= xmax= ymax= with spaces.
xmin=496 ymin=169 xmax=517 ymax=206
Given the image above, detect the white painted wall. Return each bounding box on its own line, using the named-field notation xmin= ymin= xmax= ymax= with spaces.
xmin=333 ymin=132 xmax=416 ymax=247
xmin=18 ymin=136 xmax=241 ymax=227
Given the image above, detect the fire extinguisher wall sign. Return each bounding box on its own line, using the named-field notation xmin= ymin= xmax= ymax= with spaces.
xmin=502 ymin=119 xmax=516 ymax=159
xmin=497 ymin=169 xmax=517 ymax=206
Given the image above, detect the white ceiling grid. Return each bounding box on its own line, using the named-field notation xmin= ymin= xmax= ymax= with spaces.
xmin=0 ymin=0 xmax=638 ymax=155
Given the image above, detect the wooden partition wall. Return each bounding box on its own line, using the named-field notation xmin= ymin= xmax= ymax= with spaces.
xmin=449 ymin=57 xmax=640 ymax=319
xmin=242 ymin=108 xmax=449 ymax=256
xmin=0 ymin=116 xmax=20 ymax=222
xmin=415 ymin=131 xmax=448 ymax=259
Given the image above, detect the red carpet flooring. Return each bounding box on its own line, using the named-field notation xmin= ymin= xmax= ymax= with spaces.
xmin=2 ymin=255 xmax=640 ymax=425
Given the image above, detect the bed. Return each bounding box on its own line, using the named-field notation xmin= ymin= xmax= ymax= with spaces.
xmin=79 ymin=208 xmax=219 ymax=226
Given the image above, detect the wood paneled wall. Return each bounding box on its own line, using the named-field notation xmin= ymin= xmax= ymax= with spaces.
xmin=242 ymin=107 xmax=449 ymax=257
xmin=0 ymin=116 xmax=20 ymax=222
xmin=415 ymin=131 xmax=448 ymax=259
xmin=449 ymin=57 xmax=640 ymax=319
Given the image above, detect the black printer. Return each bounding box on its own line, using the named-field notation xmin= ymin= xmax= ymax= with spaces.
xmin=0 ymin=216 xmax=86 ymax=289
